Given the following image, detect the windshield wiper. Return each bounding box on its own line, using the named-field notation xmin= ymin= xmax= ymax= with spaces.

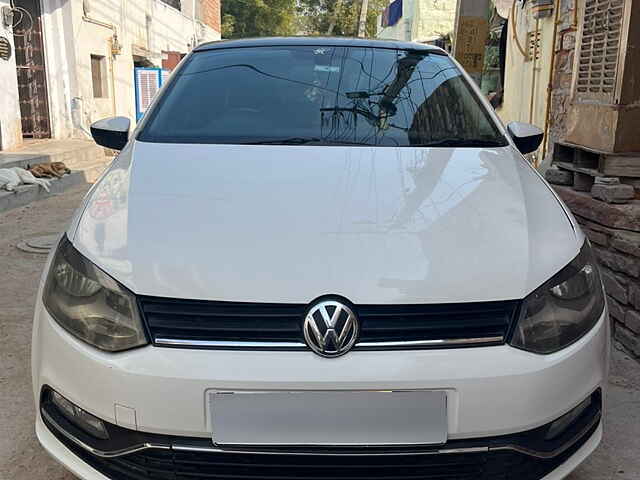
xmin=243 ymin=137 xmax=374 ymax=146
xmin=320 ymin=140 xmax=375 ymax=146
xmin=412 ymin=138 xmax=507 ymax=148
xmin=244 ymin=137 xmax=322 ymax=145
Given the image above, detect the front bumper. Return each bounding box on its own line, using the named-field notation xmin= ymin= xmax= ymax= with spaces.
xmin=33 ymin=298 xmax=609 ymax=479
xmin=37 ymin=407 xmax=603 ymax=480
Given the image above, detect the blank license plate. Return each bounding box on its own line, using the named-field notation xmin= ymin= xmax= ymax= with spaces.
xmin=209 ymin=390 xmax=447 ymax=446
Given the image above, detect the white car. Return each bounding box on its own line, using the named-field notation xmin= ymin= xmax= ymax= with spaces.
xmin=32 ymin=38 xmax=609 ymax=480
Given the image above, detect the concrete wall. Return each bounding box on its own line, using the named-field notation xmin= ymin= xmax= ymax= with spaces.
xmin=377 ymin=0 xmax=456 ymax=43
xmin=40 ymin=0 xmax=221 ymax=141
xmin=413 ymin=0 xmax=456 ymax=42
xmin=41 ymin=0 xmax=79 ymax=141
xmin=0 ymin=0 xmax=23 ymax=150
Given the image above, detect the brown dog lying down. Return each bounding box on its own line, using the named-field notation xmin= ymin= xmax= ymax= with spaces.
xmin=28 ymin=162 xmax=71 ymax=179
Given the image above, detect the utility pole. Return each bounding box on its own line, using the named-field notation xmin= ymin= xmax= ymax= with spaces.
xmin=357 ymin=0 xmax=369 ymax=37
xmin=327 ymin=0 xmax=343 ymax=35
xmin=452 ymin=0 xmax=490 ymax=84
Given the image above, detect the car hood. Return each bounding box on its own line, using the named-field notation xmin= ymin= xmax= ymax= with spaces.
xmin=70 ymin=141 xmax=581 ymax=304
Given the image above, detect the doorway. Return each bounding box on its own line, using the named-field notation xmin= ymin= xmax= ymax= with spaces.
xmin=13 ymin=0 xmax=51 ymax=139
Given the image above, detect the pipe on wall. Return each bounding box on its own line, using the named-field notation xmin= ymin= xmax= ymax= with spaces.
xmin=529 ymin=17 xmax=540 ymax=125
xmin=107 ymin=37 xmax=116 ymax=116
xmin=82 ymin=15 xmax=115 ymax=32
xmin=192 ymin=0 xmax=198 ymax=47
xmin=510 ymin=0 xmax=530 ymax=61
xmin=541 ymin=0 xmax=562 ymax=163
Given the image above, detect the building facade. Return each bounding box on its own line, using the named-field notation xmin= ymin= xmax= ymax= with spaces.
xmin=0 ymin=1 xmax=22 ymax=150
xmin=495 ymin=0 xmax=558 ymax=165
xmin=377 ymin=0 xmax=457 ymax=46
xmin=0 ymin=0 xmax=221 ymax=151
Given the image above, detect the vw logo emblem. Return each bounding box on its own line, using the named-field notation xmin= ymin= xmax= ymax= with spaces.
xmin=303 ymin=300 xmax=359 ymax=358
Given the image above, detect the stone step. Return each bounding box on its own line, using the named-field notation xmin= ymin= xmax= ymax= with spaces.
xmin=0 ymin=171 xmax=89 ymax=214
xmin=0 ymin=139 xmax=108 ymax=170
xmin=1 ymin=146 xmax=108 ymax=171
xmin=0 ymin=139 xmax=114 ymax=213
xmin=55 ymin=146 xmax=109 ymax=170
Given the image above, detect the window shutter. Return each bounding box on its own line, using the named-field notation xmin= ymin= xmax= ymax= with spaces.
xmin=135 ymin=68 xmax=162 ymax=120
xmin=575 ymin=0 xmax=625 ymax=101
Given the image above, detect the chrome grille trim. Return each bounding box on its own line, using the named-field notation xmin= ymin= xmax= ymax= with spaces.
xmin=154 ymin=336 xmax=505 ymax=349
xmin=489 ymin=412 xmax=601 ymax=459
xmin=41 ymin=410 xmax=170 ymax=458
xmin=171 ymin=444 xmax=492 ymax=456
xmin=43 ymin=405 xmax=601 ymax=460
xmin=154 ymin=338 xmax=307 ymax=348
xmin=355 ymin=336 xmax=504 ymax=348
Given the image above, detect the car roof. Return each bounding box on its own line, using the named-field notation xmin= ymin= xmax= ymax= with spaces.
xmin=193 ymin=36 xmax=448 ymax=55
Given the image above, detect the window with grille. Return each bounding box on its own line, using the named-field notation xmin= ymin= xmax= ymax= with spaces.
xmin=159 ymin=0 xmax=181 ymax=10
xmin=575 ymin=0 xmax=625 ymax=101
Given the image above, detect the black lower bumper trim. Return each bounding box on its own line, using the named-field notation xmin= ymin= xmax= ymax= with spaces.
xmin=41 ymin=387 xmax=601 ymax=480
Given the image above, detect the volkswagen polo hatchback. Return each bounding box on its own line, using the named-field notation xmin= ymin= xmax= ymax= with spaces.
xmin=33 ymin=38 xmax=608 ymax=480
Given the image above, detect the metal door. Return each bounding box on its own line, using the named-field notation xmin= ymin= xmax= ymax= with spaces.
xmin=13 ymin=0 xmax=51 ymax=138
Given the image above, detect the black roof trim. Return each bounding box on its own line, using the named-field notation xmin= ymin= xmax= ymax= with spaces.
xmin=193 ymin=36 xmax=448 ymax=55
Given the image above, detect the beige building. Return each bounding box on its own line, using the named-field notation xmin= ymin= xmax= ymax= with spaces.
xmin=495 ymin=0 xmax=556 ymax=164
xmin=0 ymin=0 xmax=221 ymax=151
xmin=376 ymin=0 xmax=457 ymax=45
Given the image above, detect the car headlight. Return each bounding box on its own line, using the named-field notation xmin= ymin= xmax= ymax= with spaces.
xmin=510 ymin=240 xmax=605 ymax=354
xmin=43 ymin=235 xmax=148 ymax=352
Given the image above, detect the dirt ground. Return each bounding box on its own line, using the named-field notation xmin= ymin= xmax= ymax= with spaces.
xmin=1 ymin=185 xmax=640 ymax=480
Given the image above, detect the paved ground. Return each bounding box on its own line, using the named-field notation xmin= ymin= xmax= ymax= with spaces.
xmin=1 ymin=185 xmax=639 ymax=479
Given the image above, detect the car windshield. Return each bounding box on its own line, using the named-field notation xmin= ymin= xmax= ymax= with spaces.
xmin=138 ymin=45 xmax=508 ymax=147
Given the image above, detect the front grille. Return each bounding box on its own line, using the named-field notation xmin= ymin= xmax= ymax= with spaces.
xmin=140 ymin=297 xmax=304 ymax=344
xmin=51 ymin=425 xmax=598 ymax=480
xmin=139 ymin=296 xmax=520 ymax=350
xmin=68 ymin=447 xmax=521 ymax=479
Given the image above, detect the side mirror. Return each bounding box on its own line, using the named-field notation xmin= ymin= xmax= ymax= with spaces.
xmin=90 ymin=116 xmax=131 ymax=151
xmin=507 ymin=122 xmax=544 ymax=155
